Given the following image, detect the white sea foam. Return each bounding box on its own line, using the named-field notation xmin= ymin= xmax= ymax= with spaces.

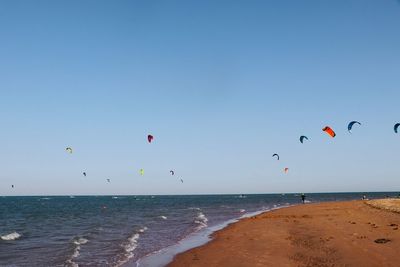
xmin=125 ymin=227 xmax=147 ymax=254
xmin=188 ymin=207 xmax=201 ymax=211
xmin=194 ymin=212 xmax=208 ymax=230
xmin=160 ymin=216 xmax=167 ymax=220
xmin=138 ymin=227 xmax=148 ymax=233
xmin=65 ymin=237 xmax=88 ymax=267
xmin=125 ymin=234 xmax=140 ymax=253
xmin=66 ymin=260 xmax=78 ymax=267
xmin=1 ymin=232 xmax=21 ymax=241
xmin=117 ymin=226 xmax=147 ymax=267
xmin=73 ymin=237 xmax=88 ymax=246
xmin=239 ymin=209 xmax=246 ymax=213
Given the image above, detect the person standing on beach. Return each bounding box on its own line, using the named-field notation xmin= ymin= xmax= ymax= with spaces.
xmin=301 ymin=193 xmax=306 ymax=204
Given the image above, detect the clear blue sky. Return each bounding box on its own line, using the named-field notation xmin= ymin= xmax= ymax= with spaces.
xmin=1 ymin=0 xmax=399 ymax=195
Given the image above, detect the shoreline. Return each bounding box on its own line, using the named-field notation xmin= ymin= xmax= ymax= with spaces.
xmin=167 ymin=199 xmax=400 ymax=267
xmin=133 ymin=204 xmax=293 ymax=267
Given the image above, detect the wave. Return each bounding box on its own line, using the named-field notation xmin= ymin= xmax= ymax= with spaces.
xmin=1 ymin=232 xmax=21 ymax=241
xmin=73 ymin=238 xmax=88 ymax=246
xmin=194 ymin=212 xmax=208 ymax=230
xmin=160 ymin=216 xmax=167 ymax=220
xmin=125 ymin=234 xmax=140 ymax=253
xmin=117 ymin=226 xmax=148 ymax=267
xmin=65 ymin=237 xmax=89 ymax=267
xmin=137 ymin=207 xmax=281 ymax=267
xmin=239 ymin=209 xmax=246 ymax=213
xmin=138 ymin=227 xmax=148 ymax=233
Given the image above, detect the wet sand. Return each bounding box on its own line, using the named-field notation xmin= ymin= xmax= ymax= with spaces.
xmin=168 ymin=200 xmax=400 ymax=267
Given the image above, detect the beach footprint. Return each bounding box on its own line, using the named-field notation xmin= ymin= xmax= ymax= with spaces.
xmin=192 ymin=253 xmax=200 ymax=261
xmin=374 ymin=238 xmax=391 ymax=244
xmin=370 ymin=223 xmax=379 ymax=228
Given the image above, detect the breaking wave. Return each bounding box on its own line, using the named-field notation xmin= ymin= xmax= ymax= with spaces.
xmin=117 ymin=226 xmax=147 ymax=266
xmin=65 ymin=237 xmax=88 ymax=267
xmin=1 ymin=232 xmax=21 ymax=241
xmin=194 ymin=212 xmax=208 ymax=230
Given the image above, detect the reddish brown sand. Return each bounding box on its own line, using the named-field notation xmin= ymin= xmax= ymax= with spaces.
xmin=168 ymin=200 xmax=400 ymax=267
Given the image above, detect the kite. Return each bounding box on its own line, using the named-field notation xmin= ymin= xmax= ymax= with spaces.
xmin=348 ymin=121 xmax=361 ymax=133
xmin=140 ymin=169 xmax=144 ymax=176
xmin=107 ymin=179 xmax=110 ymax=183
xmin=284 ymin=167 xmax=289 ymax=173
xmin=66 ymin=147 xmax=73 ymax=154
xmin=83 ymin=172 xmax=86 ymax=177
xmin=300 ymin=136 xmax=309 ymax=143
xmin=272 ymin=154 xmax=280 ymax=160
xmin=170 ymin=170 xmax=174 ymax=175
xmin=394 ymin=123 xmax=400 ymax=133
xmin=322 ymin=126 xmax=336 ymax=138
xmin=147 ymin=135 xmax=154 ymax=143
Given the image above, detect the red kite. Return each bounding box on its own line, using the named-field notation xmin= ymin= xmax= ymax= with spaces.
xmin=322 ymin=126 xmax=336 ymax=138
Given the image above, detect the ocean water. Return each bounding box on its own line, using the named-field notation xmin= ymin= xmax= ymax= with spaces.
xmin=0 ymin=192 xmax=395 ymax=267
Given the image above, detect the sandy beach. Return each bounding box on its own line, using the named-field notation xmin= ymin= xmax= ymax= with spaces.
xmin=168 ymin=199 xmax=400 ymax=267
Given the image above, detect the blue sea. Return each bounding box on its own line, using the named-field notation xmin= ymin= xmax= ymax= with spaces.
xmin=0 ymin=192 xmax=396 ymax=267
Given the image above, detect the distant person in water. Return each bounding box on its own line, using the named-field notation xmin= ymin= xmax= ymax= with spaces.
xmin=301 ymin=193 xmax=306 ymax=204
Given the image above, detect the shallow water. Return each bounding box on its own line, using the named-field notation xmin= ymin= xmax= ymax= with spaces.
xmin=0 ymin=192 xmax=395 ymax=266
